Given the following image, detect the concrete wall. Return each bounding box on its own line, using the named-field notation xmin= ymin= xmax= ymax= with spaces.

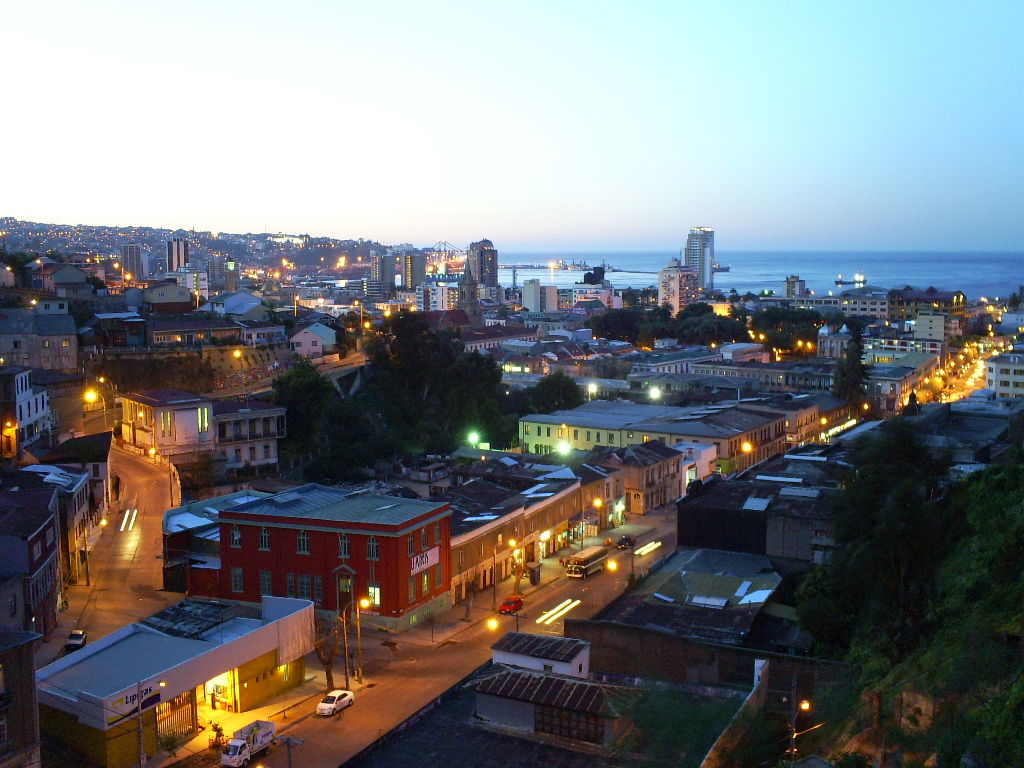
xmin=474 ymin=693 xmax=535 ymax=732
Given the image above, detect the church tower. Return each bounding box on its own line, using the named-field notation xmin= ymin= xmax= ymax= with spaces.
xmin=457 ymin=256 xmax=484 ymax=330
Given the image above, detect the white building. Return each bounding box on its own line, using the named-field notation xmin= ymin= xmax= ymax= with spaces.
xmin=682 ymin=226 xmax=715 ymax=291
xmin=521 ymin=279 xmax=558 ymax=313
xmin=491 ymin=632 xmax=591 ymax=678
xmin=658 ymin=258 xmax=700 ymax=316
xmin=986 ymin=351 xmax=1024 ymax=399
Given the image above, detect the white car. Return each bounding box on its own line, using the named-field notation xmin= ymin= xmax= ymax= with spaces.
xmin=316 ymin=689 xmax=354 ymax=716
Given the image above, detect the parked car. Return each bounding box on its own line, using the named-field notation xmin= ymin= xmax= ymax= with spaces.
xmin=499 ymin=595 xmax=525 ymax=615
xmin=316 ymin=689 xmax=354 ymax=716
xmin=616 ymin=535 xmax=637 ymax=549
xmin=65 ymin=629 xmax=87 ymax=651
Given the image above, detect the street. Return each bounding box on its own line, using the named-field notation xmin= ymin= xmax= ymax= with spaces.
xmin=250 ymin=513 xmax=678 ymax=768
xmin=38 ymin=444 xmax=180 ymax=665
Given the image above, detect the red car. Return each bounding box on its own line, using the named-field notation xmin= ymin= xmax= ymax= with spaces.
xmin=499 ymin=595 xmax=524 ymax=615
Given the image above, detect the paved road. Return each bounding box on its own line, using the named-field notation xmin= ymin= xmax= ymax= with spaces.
xmin=252 ymin=513 xmax=678 ymax=768
xmin=38 ymin=445 xmax=179 ymax=666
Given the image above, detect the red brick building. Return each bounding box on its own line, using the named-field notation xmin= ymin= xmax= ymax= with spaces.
xmin=217 ymin=484 xmax=452 ymax=632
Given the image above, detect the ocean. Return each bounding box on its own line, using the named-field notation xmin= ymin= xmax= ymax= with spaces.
xmin=500 ymin=251 xmax=1023 ymax=301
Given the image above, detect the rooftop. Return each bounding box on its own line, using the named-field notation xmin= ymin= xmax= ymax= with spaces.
xmin=223 ymin=484 xmax=449 ymax=529
xmin=491 ymin=632 xmax=589 ymax=663
xmin=466 ymin=664 xmax=641 ymax=718
xmin=126 ymin=389 xmax=208 ymax=407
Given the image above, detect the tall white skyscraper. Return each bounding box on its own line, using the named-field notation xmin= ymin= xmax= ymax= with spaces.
xmin=682 ymin=226 xmax=715 ymax=291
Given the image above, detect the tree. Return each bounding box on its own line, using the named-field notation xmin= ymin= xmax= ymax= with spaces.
xmin=273 ymin=359 xmax=337 ymax=460
xmin=833 ymin=322 xmax=868 ymax=408
xmin=311 ymin=611 xmax=344 ymax=691
xmin=527 ymin=372 xmax=584 ymax=413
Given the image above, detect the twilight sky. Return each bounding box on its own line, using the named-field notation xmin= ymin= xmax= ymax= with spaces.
xmin=3 ymin=1 xmax=1022 ymax=251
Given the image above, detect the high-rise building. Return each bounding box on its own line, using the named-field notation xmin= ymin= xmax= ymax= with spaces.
xmin=225 ymin=260 xmax=239 ymax=292
xmin=784 ymin=275 xmax=806 ymax=298
xmin=120 ymin=243 xmax=143 ymax=281
xmin=371 ymin=250 xmax=395 ymax=296
xmin=658 ymin=258 xmax=700 ymax=316
xmin=403 ymin=250 xmax=427 ymax=289
xmin=207 ymin=253 xmax=227 ymax=284
xmin=468 ymin=239 xmax=499 ymax=289
xmin=521 ymin=279 xmax=559 ymax=312
xmin=682 ymin=227 xmax=715 ymax=291
xmin=167 ymin=237 xmax=190 ymax=272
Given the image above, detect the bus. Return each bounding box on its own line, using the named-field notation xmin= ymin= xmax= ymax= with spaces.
xmin=565 ymin=546 xmax=608 ymax=578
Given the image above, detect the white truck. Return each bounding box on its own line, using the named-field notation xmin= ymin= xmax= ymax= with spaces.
xmin=220 ymin=719 xmax=276 ymax=767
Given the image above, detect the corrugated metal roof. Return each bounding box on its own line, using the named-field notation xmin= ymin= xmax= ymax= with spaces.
xmin=466 ymin=665 xmax=640 ymax=717
xmin=491 ymin=632 xmax=588 ymax=663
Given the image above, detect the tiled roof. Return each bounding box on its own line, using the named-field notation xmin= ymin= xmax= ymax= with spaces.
xmin=466 ymin=665 xmax=640 ymax=718
xmin=0 ymin=489 xmax=56 ymax=537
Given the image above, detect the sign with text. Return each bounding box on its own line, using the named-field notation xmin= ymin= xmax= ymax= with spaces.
xmin=410 ymin=547 xmax=439 ymax=576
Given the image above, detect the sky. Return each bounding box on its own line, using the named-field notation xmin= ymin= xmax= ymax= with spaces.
xmin=3 ymin=1 xmax=1022 ymax=252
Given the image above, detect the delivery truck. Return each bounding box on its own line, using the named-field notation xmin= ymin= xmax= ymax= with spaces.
xmin=220 ymin=719 xmax=275 ymax=767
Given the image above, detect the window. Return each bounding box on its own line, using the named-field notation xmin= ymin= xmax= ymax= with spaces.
xmin=297 ymin=529 xmax=310 ymax=554
xmin=197 ymin=406 xmax=210 ymax=433
xmin=32 ymin=542 xmax=41 ymax=561
xmin=338 ymin=533 xmax=350 ymax=558
xmin=286 ymin=573 xmax=295 ymax=598
xmin=231 ymin=567 xmax=244 ymax=593
xmin=259 ymin=527 xmax=270 ymax=550
xmin=249 ymin=446 xmax=256 ymax=461
xmin=314 ymin=575 xmax=323 ymax=602
xmin=368 ymin=583 xmax=381 ymax=606
xmin=421 ymin=571 xmax=430 ymax=595
xmin=160 ymin=410 xmax=173 ymax=438
xmin=259 ymin=570 xmax=272 ymax=595
xmin=434 ymin=563 xmax=442 ymax=588
xmin=421 ymin=527 xmax=428 ymax=550
xmin=264 ymin=444 xmax=271 ymax=459
xmin=367 ymin=536 xmax=379 ymax=561
xmin=407 ymin=535 xmax=415 ymax=556
xmin=230 ymin=525 xmax=241 ymax=548
xmin=408 ymin=576 xmax=416 ymax=604
xmin=62 ymin=339 xmax=70 ymax=347
xmin=46 ymin=527 xmax=54 ymax=546
xmin=234 ymin=448 xmax=241 ymax=463
xmin=434 ymin=523 xmax=441 ymax=544
xmin=42 ymin=339 xmax=50 ymax=348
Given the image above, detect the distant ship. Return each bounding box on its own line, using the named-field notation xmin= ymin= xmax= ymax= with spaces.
xmin=835 ymin=271 xmax=867 ymax=287
xmin=712 ymin=262 xmax=730 ymax=273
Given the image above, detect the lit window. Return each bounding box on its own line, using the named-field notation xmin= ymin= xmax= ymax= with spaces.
xmin=368 ymin=583 xmax=381 ymax=606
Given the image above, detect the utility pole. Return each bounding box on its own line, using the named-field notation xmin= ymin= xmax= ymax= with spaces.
xmin=136 ymin=681 xmax=146 ymax=768
xmin=279 ymin=735 xmax=303 ymax=768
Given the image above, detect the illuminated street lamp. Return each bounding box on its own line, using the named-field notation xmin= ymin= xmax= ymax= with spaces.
xmin=649 ymin=386 xmax=662 ymax=400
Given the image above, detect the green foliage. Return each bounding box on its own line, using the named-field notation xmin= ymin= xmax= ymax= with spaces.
xmin=795 ymin=429 xmax=1024 ymax=765
xmin=748 ymin=306 xmax=823 ymax=350
xmin=362 ymin=311 xmax=511 ymax=454
xmin=586 ymin=303 xmax=746 ymax=347
xmin=273 ymin=359 xmax=337 ymax=458
xmin=526 ymin=372 xmax=584 ymax=414
xmin=833 ymin=323 xmax=868 ymax=407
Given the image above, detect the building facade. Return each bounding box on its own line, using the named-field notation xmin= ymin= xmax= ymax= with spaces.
xmin=167 ymin=237 xmax=190 ymax=271
xmin=657 ymin=258 xmax=700 ymax=316
xmin=986 ymin=351 xmax=1024 ymax=399
xmin=216 ymin=487 xmax=452 ymax=632
xmin=469 ymin=239 xmax=499 ymax=290
xmin=682 ymin=226 xmax=715 ymax=291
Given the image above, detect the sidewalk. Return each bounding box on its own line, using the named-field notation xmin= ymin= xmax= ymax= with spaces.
xmin=51 ymin=510 xmax=675 ymax=767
